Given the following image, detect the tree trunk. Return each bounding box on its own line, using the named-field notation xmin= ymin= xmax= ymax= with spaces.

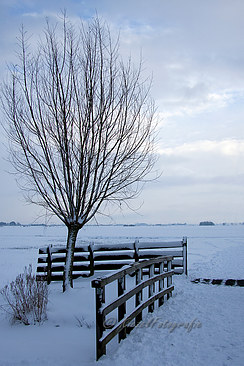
xmin=63 ymin=224 xmax=80 ymax=292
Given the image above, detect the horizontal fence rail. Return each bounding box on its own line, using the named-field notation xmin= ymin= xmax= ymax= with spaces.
xmin=92 ymin=256 xmax=174 ymax=360
xmin=36 ymin=244 xmax=93 ymax=283
xmin=36 ymin=237 xmax=187 ymax=282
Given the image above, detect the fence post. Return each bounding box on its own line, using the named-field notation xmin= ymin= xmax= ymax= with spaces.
xmin=47 ymin=244 xmax=52 ymax=285
xmin=182 ymin=237 xmax=187 ymax=275
xmin=88 ymin=243 xmax=94 ymax=276
xmin=135 ymin=268 xmax=142 ymax=325
xmin=118 ymin=275 xmax=126 ymax=341
xmin=167 ymin=258 xmax=172 ymax=299
xmin=134 ymin=239 xmax=139 ymax=262
xmin=158 ymin=261 xmax=164 ymax=307
xmin=92 ymin=280 xmax=106 ymax=360
xmin=148 ymin=264 xmax=154 ymax=312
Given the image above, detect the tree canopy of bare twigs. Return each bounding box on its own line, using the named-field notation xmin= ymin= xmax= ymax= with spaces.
xmin=1 ymin=15 xmax=157 ymax=290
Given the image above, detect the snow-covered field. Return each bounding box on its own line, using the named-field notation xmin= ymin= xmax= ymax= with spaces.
xmin=0 ymin=224 xmax=243 ymax=366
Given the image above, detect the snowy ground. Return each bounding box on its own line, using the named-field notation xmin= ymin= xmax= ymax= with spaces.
xmin=0 ymin=224 xmax=243 ymax=366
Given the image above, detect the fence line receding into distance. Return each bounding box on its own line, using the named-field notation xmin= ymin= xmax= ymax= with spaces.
xmin=91 ymin=255 xmax=174 ymax=360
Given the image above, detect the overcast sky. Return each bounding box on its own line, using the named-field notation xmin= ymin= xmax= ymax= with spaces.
xmin=0 ymin=0 xmax=243 ymax=225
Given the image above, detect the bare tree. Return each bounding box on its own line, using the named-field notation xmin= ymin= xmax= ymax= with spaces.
xmin=1 ymin=15 xmax=157 ymax=291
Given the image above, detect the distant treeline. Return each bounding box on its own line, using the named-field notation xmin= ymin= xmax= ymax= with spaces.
xmin=0 ymin=221 xmax=54 ymax=227
xmin=0 ymin=221 xmax=22 ymax=227
xmin=0 ymin=221 xmax=244 ymax=227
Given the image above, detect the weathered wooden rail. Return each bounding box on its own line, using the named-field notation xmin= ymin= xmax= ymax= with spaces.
xmin=91 ymin=255 xmax=174 ymax=360
xmin=36 ymin=244 xmax=93 ymax=283
xmin=36 ymin=237 xmax=187 ymax=282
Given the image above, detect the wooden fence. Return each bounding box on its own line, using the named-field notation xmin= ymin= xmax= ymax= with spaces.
xmin=91 ymin=255 xmax=174 ymax=360
xmin=36 ymin=237 xmax=187 ymax=282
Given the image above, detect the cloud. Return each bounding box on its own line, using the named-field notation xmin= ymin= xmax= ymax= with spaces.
xmin=159 ymin=139 xmax=244 ymax=157
xmin=102 ymin=0 xmax=244 ymax=122
xmin=154 ymin=139 xmax=244 ymax=197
